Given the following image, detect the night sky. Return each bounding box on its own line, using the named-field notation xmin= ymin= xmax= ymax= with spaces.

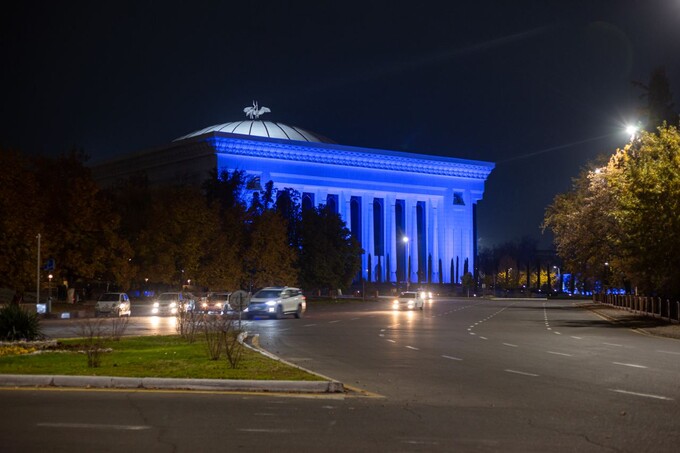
xmin=2 ymin=1 xmax=679 ymax=249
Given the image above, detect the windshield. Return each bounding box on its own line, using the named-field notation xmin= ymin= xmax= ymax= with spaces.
xmin=99 ymin=293 xmax=120 ymax=302
xmin=159 ymin=293 xmax=179 ymax=301
xmin=253 ymin=290 xmax=282 ymax=299
xmin=400 ymin=293 xmax=417 ymax=299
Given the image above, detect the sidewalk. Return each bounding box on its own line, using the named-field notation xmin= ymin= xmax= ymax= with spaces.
xmin=579 ymin=302 xmax=680 ymax=340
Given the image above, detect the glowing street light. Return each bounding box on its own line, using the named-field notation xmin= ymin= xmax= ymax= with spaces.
xmin=625 ymin=124 xmax=639 ymax=141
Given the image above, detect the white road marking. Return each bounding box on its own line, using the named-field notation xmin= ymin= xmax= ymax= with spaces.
xmin=469 ymin=332 xmax=476 ymax=336
xmin=378 ymin=334 xmax=384 ymax=337
xmin=603 ymin=342 xmax=623 ymax=347
xmin=304 ymin=324 xmax=317 ymax=327
xmin=386 ymin=339 xmax=396 ymax=343
xmin=479 ymin=336 xmax=488 ymax=340
xmin=547 ymin=351 xmax=573 ymax=357
xmin=554 ymin=332 xmax=562 ymax=335
xmin=505 ymin=369 xmax=539 ymax=377
xmin=37 ymin=423 xmax=150 ymax=431
xmin=657 ymin=350 xmax=680 ymax=356
xmin=571 ymin=336 xmax=582 ymax=340
xmin=239 ymin=428 xmax=292 ymax=433
xmin=613 ymin=362 xmax=648 ymax=369
xmin=503 ymin=343 xmax=518 ymax=348
xmin=441 ymin=355 xmax=462 ymax=361
xmin=406 ymin=346 xmax=420 ymax=350
xmin=609 ymin=389 xmax=673 ymax=401
xmin=547 ymin=327 xmax=552 ymax=330
xmin=329 ymin=320 xmax=341 ymax=323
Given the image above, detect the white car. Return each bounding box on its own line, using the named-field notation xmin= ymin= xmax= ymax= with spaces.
xmin=245 ymin=287 xmax=306 ymax=319
xmin=392 ymin=291 xmax=424 ymax=311
xmin=94 ymin=292 xmax=132 ymax=317
xmin=151 ymin=292 xmax=195 ymax=316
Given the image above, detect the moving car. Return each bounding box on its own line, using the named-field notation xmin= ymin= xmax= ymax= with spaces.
xmin=94 ymin=292 xmax=132 ymax=317
xmin=392 ymin=291 xmax=425 ymax=311
xmin=195 ymin=292 xmax=232 ymax=315
xmin=245 ymin=287 xmax=306 ymax=319
xmin=151 ymin=292 xmax=196 ymax=316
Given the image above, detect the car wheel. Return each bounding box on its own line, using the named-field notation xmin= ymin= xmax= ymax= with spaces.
xmin=275 ymin=305 xmax=284 ymax=319
xmin=294 ymin=304 xmax=303 ymax=319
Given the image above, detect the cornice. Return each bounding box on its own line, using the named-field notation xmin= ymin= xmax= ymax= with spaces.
xmin=207 ymin=136 xmax=494 ymax=180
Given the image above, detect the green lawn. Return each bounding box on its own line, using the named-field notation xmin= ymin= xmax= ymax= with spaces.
xmin=0 ymin=335 xmax=322 ymax=381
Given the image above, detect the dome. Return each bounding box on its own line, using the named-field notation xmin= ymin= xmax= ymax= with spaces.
xmin=175 ymin=120 xmax=334 ymax=144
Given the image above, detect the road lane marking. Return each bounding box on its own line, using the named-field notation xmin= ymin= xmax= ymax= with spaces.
xmin=613 ymin=362 xmax=648 ymax=369
xmin=239 ymin=428 xmax=292 ymax=433
xmin=441 ymin=355 xmax=462 ymax=361
xmin=469 ymin=332 xmax=476 ymax=336
xmin=406 ymin=346 xmax=420 ymax=350
xmin=547 ymin=351 xmax=573 ymax=357
xmin=571 ymin=336 xmax=582 ymax=340
xmin=386 ymin=339 xmax=396 ymax=343
xmin=505 ymin=369 xmax=539 ymax=377
xmin=503 ymin=343 xmax=518 ymax=348
xmin=479 ymin=336 xmax=488 ymax=340
xmin=378 ymin=334 xmax=384 ymax=337
xmin=304 ymin=324 xmax=317 ymax=327
xmin=554 ymin=332 xmax=562 ymax=335
xmin=603 ymin=342 xmax=623 ymax=347
xmin=609 ymin=389 xmax=673 ymax=401
xmin=37 ymin=423 xmax=150 ymax=431
xmin=329 ymin=320 xmax=341 ymax=323
xmin=657 ymin=350 xmax=680 ymax=355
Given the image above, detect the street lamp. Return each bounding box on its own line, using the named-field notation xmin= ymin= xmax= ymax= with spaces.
xmin=403 ymin=236 xmax=410 ymax=290
xmin=48 ymin=273 xmax=53 ymax=313
xmin=553 ymin=266 xmax=561 ymax=293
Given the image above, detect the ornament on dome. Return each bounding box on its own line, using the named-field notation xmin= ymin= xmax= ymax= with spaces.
xmin=243 ymin=101 xmax=271 ymax=120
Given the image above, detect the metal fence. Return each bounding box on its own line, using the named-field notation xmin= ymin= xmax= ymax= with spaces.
xmin=593 ymin=293 xmax=680 ymax=324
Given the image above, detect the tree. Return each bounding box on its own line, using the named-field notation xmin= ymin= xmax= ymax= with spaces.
xmin=245 ymin=211 xmax=298 ymax=288
xmin=297 ymin=206 xmax=363 ymax=292
xmin=544 ymin=125 xmax=680 ymax=297
xmin=633 ymin=67 xmax=679 ymax=130
xmin=0 ymin=149 xmax=43 ymax=296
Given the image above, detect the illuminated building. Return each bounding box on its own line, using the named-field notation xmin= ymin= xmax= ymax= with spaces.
xmin=93 ymin=113 xmax=494 ymax=284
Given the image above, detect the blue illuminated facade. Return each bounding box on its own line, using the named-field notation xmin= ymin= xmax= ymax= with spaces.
xmin=93 ymin=122 xmax=494 ymax=285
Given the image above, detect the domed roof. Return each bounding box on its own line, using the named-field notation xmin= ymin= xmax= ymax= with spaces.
xmin=175 ymin=120 xmax=334 ymax=144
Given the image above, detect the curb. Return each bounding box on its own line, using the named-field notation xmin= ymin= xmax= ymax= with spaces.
xmin=0 ymin=374 xmax=344 ymax=393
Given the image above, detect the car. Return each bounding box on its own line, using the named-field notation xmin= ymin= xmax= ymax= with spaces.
xmin=392 ymin=291 xmax=425 ymax=310
xmin=151 ymin=292 xmax=196 ymax=316
xmin=244 ymin=287 xmax=306 ymax=319
xmin=195 ymin=291 xmax=232 ymax=315
xmin=94 ymin=292 xmax=131 ymax=317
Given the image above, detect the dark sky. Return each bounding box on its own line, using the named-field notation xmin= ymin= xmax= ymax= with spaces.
xmin=2 ymin=1 xmax=680 ymax=248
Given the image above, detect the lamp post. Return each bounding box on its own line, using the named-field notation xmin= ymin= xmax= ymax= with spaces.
xmin=48 ymin=274 xmax=53 ymax=313
xmin=403 ymin=236 xmax=410 ymax=290
xmin=553 ymin=265 xmax=561 ymax=294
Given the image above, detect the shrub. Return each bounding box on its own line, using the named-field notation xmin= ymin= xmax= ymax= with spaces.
xmin=0 ymin=304 xmax=43 ymax=341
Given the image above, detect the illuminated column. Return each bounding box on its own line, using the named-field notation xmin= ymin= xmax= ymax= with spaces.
xmin=430 ymin=199 xmax=439 ymax=283
xmin=365 ymin=194 xmax=375 ymax=281
xmin=387 ymin=194 xmax=397 ymax=283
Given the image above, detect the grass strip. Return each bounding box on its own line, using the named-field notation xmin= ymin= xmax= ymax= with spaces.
xmin=0 ymin=335 xmax=322 ymax=381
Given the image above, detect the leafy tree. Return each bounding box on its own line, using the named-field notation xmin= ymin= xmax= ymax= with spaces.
xmin=633 ymin=67 xmax=679 ymax=130
xmin=33 ymin=150 xmax=133 ymax=290
xmin=297 ymin=205 xmax=363 ymax=291
xmin=245 ymin=210 xmax=298 ymax=288
xmin=544 ymin=125 xmax=680 ymax=297
xmin=0 ymin=149 xmax=43 ymax=296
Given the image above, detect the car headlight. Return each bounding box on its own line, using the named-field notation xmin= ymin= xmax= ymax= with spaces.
xmin=153 ymin=302 xmax=159 ymax=308
xmin=420 ymin=291 xmax=426 ymax=299
xmin=215 ymin=302 xmax=222 ymax=309
xmin=170 ymin=302 xmax=177 ymax=308
xmin=265 ymin=301 xmax=277 ymax=306
xmin=202 ymin=302 xmax=208 ymax=308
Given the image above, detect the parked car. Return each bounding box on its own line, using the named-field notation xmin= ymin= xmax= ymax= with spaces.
xmin=151 ymin=292 xmax=196 ymax=316
xmin=94 ymin=292 xmax=132 ymax=317
xmin=392 ymin=291 xmax=425 ymax=311
xmin=245 ymin=287 xmax=306 ymax=319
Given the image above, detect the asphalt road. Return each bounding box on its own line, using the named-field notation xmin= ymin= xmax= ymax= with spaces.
xmin=8 ymin=297 xmax=680 ymax=452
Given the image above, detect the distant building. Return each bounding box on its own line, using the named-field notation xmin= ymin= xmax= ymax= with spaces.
xmin=92 ymin=112 xmax=494 ymax=284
